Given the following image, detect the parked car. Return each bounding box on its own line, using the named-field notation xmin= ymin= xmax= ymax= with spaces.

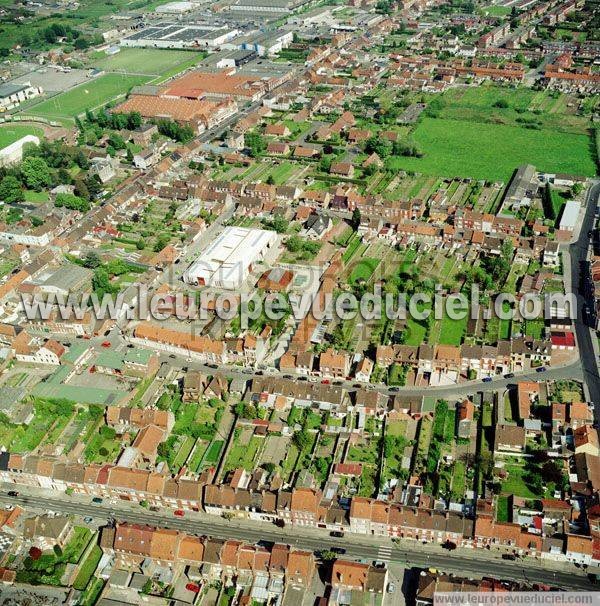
xmin=482 ymin=377 xmax=492 ymax=383
xmin=83 ymin=516 xmax=94 ymax=523
xmin=7 ymin=491 xmax=19 ymax=497
xmin=92 ymin=497 xmax=103 ymax=504
xmin=330 ymin=530 xmax=344 ymax=538
xmin=186 ymin=583 xmax=200 ymax=594
xmin=442 ymin=541 xmax=457 ymax=550
xmin=101 ymin=341 xmax=111 ymax=348
xmin=331 ymin=547 xmax=346 ymax=554
xmin=174 ymin=509 xmax=185 ymax=517
xmin=504 ymin=373 xmax=514 ymax=379
xmin=502 ymin=553 xmax=516 ymax=560
xmin=536 ymin=366 xmax=547 ymax=373
xmin=387 ymin=583 xmax=396 ymax=593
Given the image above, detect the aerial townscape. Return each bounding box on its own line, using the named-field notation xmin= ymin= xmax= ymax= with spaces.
xmin=0 ymin=0 xmax=598 ymax=604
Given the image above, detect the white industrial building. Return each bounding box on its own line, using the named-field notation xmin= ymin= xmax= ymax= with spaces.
xmin=559 ymin=200 xmax=580 ymax=232
xmin=121 ymin=24 xmax=239 ymax=49
xmin=183 ymin=226 xmax=277 ymax=289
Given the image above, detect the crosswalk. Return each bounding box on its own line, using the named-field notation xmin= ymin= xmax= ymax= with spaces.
xmin=376 ymin=545 xmax=393 ymax=563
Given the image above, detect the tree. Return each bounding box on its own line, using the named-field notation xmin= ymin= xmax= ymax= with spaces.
xmin=20 ymin=157 xmax=52 ymax=191
xmin=293 ymin=429 xmax=310 ymax=451
xmin=82 ymin=251 xmax=101 ymax=269
xmin=0 ymin=175 xmax=24 ymax=203
xmin=29 ymin=547 xmax=42 ymax=561
xmin=54 ymin=193 xmax=90 ymax=212
xmin=352 ymin=208 xmax=361 ymax=230
xmin=365 ymin=135 xmax=392 ymax=158
xmin=245 ymin=132 xmax=266 ymax=158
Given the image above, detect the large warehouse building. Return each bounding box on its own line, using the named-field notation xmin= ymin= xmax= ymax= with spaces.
xmin=183 ymin=226 xmax=277 ymax=289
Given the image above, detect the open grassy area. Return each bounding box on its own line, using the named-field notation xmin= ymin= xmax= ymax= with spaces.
xmin=24 ymin=74 xmax=151 ymax=121
xmin=0 ymin=124 xmax=43 ymax=149
xmin=349 ymin=257 xmax=379 ymax=283
xmin=386 ymin=117 xmax=596 ymax=182
xmin=90 ymin=48 xmax=205 ymax=76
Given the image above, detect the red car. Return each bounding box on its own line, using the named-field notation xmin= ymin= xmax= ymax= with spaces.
xmin=101 ymin=341 xmax=111 ymax=348
xmin=321 ymin=379 xmax=330 ymax=384
xmin=186 ymin=583 xmax=200 ymax=594
xmin=174 ymin=509 xmax=185 ymax=517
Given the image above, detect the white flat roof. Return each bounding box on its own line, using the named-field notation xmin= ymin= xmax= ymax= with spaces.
xmin=183 ymin=226 xmax=276 ymax=285
xmin=559 ymin=200 xmax=580 ymax=230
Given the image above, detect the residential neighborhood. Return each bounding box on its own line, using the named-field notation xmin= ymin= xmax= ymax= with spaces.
xmin=0 ymin=0 xmax=597 ymax=603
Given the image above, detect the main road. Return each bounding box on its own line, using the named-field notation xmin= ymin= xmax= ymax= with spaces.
xmin=564 ymin=180 xmax=600 ymax=420
xmin=0 ymin=489 xmax=594 ymax=591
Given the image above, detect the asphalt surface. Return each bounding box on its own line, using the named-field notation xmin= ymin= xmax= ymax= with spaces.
xmin=0 ymin=491 xmax=594 ymax=590
xmin=565 ymin=181 xmax=600 ymax=420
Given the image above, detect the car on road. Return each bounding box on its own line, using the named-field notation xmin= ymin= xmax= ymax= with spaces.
xmin=352 ymin=383 xmax=362 ymax=388
xmin=333 ymin=380 xmax=343 ymax=385
xmin=174 ymin=509 xmax=185 ymax=517
xmin=330 ymin=530 xmax=344 ymax=538
xmin=92 ymin=497 xmax=103 ymax=504
xmin=387 ymin=583 xmax=396 ymax=593
xmin=206 ymin=363 xmax=218 ymax=369
xmin=101 ymin=341 xmax=111 ymax=348
xmin=83 ymin=516 xmax=93 ymax=523
xmin=504 ymin=373 xmax=514 ymax=379
xmin=536 ymin=366 xmax=547 ymax=373
xmin=298 ymin=376 xmax=307 ymax=381
xmin=7 ymin=491 xmax=19 ymax=497
xmin=331 ymin=547 xmax=346 ymax=554
xmin=389 ymin=387 xmax=400 ymax=392
xmin=242 ymin=368 xmax=253 ymax=374
xmin=169 ymin=354 xmax=176 ymax=359
xmin=502 ymin=553 xmax=516 ymax=560
xmin=283 ymin=375 xmax=294 ymax=379
xmin=482 ymin=377 xmax=492 ymax=382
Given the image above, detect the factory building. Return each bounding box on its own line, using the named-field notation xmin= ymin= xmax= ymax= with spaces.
xmin=182 ymin=226 xmax=277 ymax=289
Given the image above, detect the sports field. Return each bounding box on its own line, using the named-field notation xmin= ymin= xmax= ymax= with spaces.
xmin=90 ymin=48 xmax=205 ymax=76
xmin=386 ymin=117 xmax=596 ymax=182
xmin=25 ymin=73 xmax=151 ymax=121
xmin=0 ymin=124 xmax=43 ymax=149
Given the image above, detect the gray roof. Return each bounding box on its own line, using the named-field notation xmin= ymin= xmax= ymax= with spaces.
xmin=0 ymin=82 xmax=29 ymax=98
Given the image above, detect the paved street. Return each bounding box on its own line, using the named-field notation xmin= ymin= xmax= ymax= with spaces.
xmin=1 ymin=488 xmax=594 ymax=591
xmin=563 ymin=180 xmax=600 ymax=420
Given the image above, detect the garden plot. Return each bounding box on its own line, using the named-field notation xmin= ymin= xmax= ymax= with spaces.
xmin=259 ymin=435 xmax=292 ymax=468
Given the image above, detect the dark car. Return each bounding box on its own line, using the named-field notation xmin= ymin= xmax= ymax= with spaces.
xmin=536 ymin=366 xmax=547 ymax=373
xmin=92 ymin=497 xmax=103 ymax=504
xmin=442 ymin=541 xmax=457 ymax=550
xmin=504 ymin=373 xmax=514 ymax=379
xmin=7 ymin=491 xmax=19 ymax=497
xmin=331 ymin=547 xmax=346 ymax=554
xmin=330 ymin=530 xmax=345 ymax=538
xmin=502 ymin=554 xmax=516 ymax=560
xmin=482 ymin=377 xmax=492 ymax=383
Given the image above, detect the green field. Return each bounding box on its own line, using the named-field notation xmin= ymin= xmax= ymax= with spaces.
xmin=25 ymin=74 xmax=151 ymax=121
xmin=386 ymin=118 xmax=596 ymax=182
xmin=90 ymin=48 xmax=206 ymax=76
xmin=0 ymin=124 xmax=43 ymax=149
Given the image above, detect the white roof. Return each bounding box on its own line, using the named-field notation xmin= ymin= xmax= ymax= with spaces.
xmin=183 ymin=226 xmax=276 ymax=286
xmin=559 ymin=200 xmax=580 ymax=230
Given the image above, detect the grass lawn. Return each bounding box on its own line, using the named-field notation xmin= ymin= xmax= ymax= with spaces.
xmin=437 ymin=312 xmax=467 ymax=346
xmin=25 ymin=74 xmax=151 ymax=121
xmin=204 ymin=440 xmax=224 ymax=464
xmin=224 ymin=436 xmax=262 ymax=472
xmin=404 ymin=316 xmax=429 ymax=346
xmin=268 ymin=161 xmax=295 ymax=185
xmin=386 ymin=118 xmax=596 ymax=182
xmin=501 ymin=463 xmax=539 ymax=499
xmin=450 ymin=459 xmax=466 ymax=500
xmin=90 ymin=48 xmax=205 ymax=76
xmin=349 ymin=257 xmax=379 ymax=283
xmin=0 ymin=124 xmax=43 ymax=149
xmin=496 ymin=495 xmax=510 ymax=522
xmin=173 ymin=435 xmax=195 ymax=470
xmin=73 ymin=544 xmax=102 ymax=591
